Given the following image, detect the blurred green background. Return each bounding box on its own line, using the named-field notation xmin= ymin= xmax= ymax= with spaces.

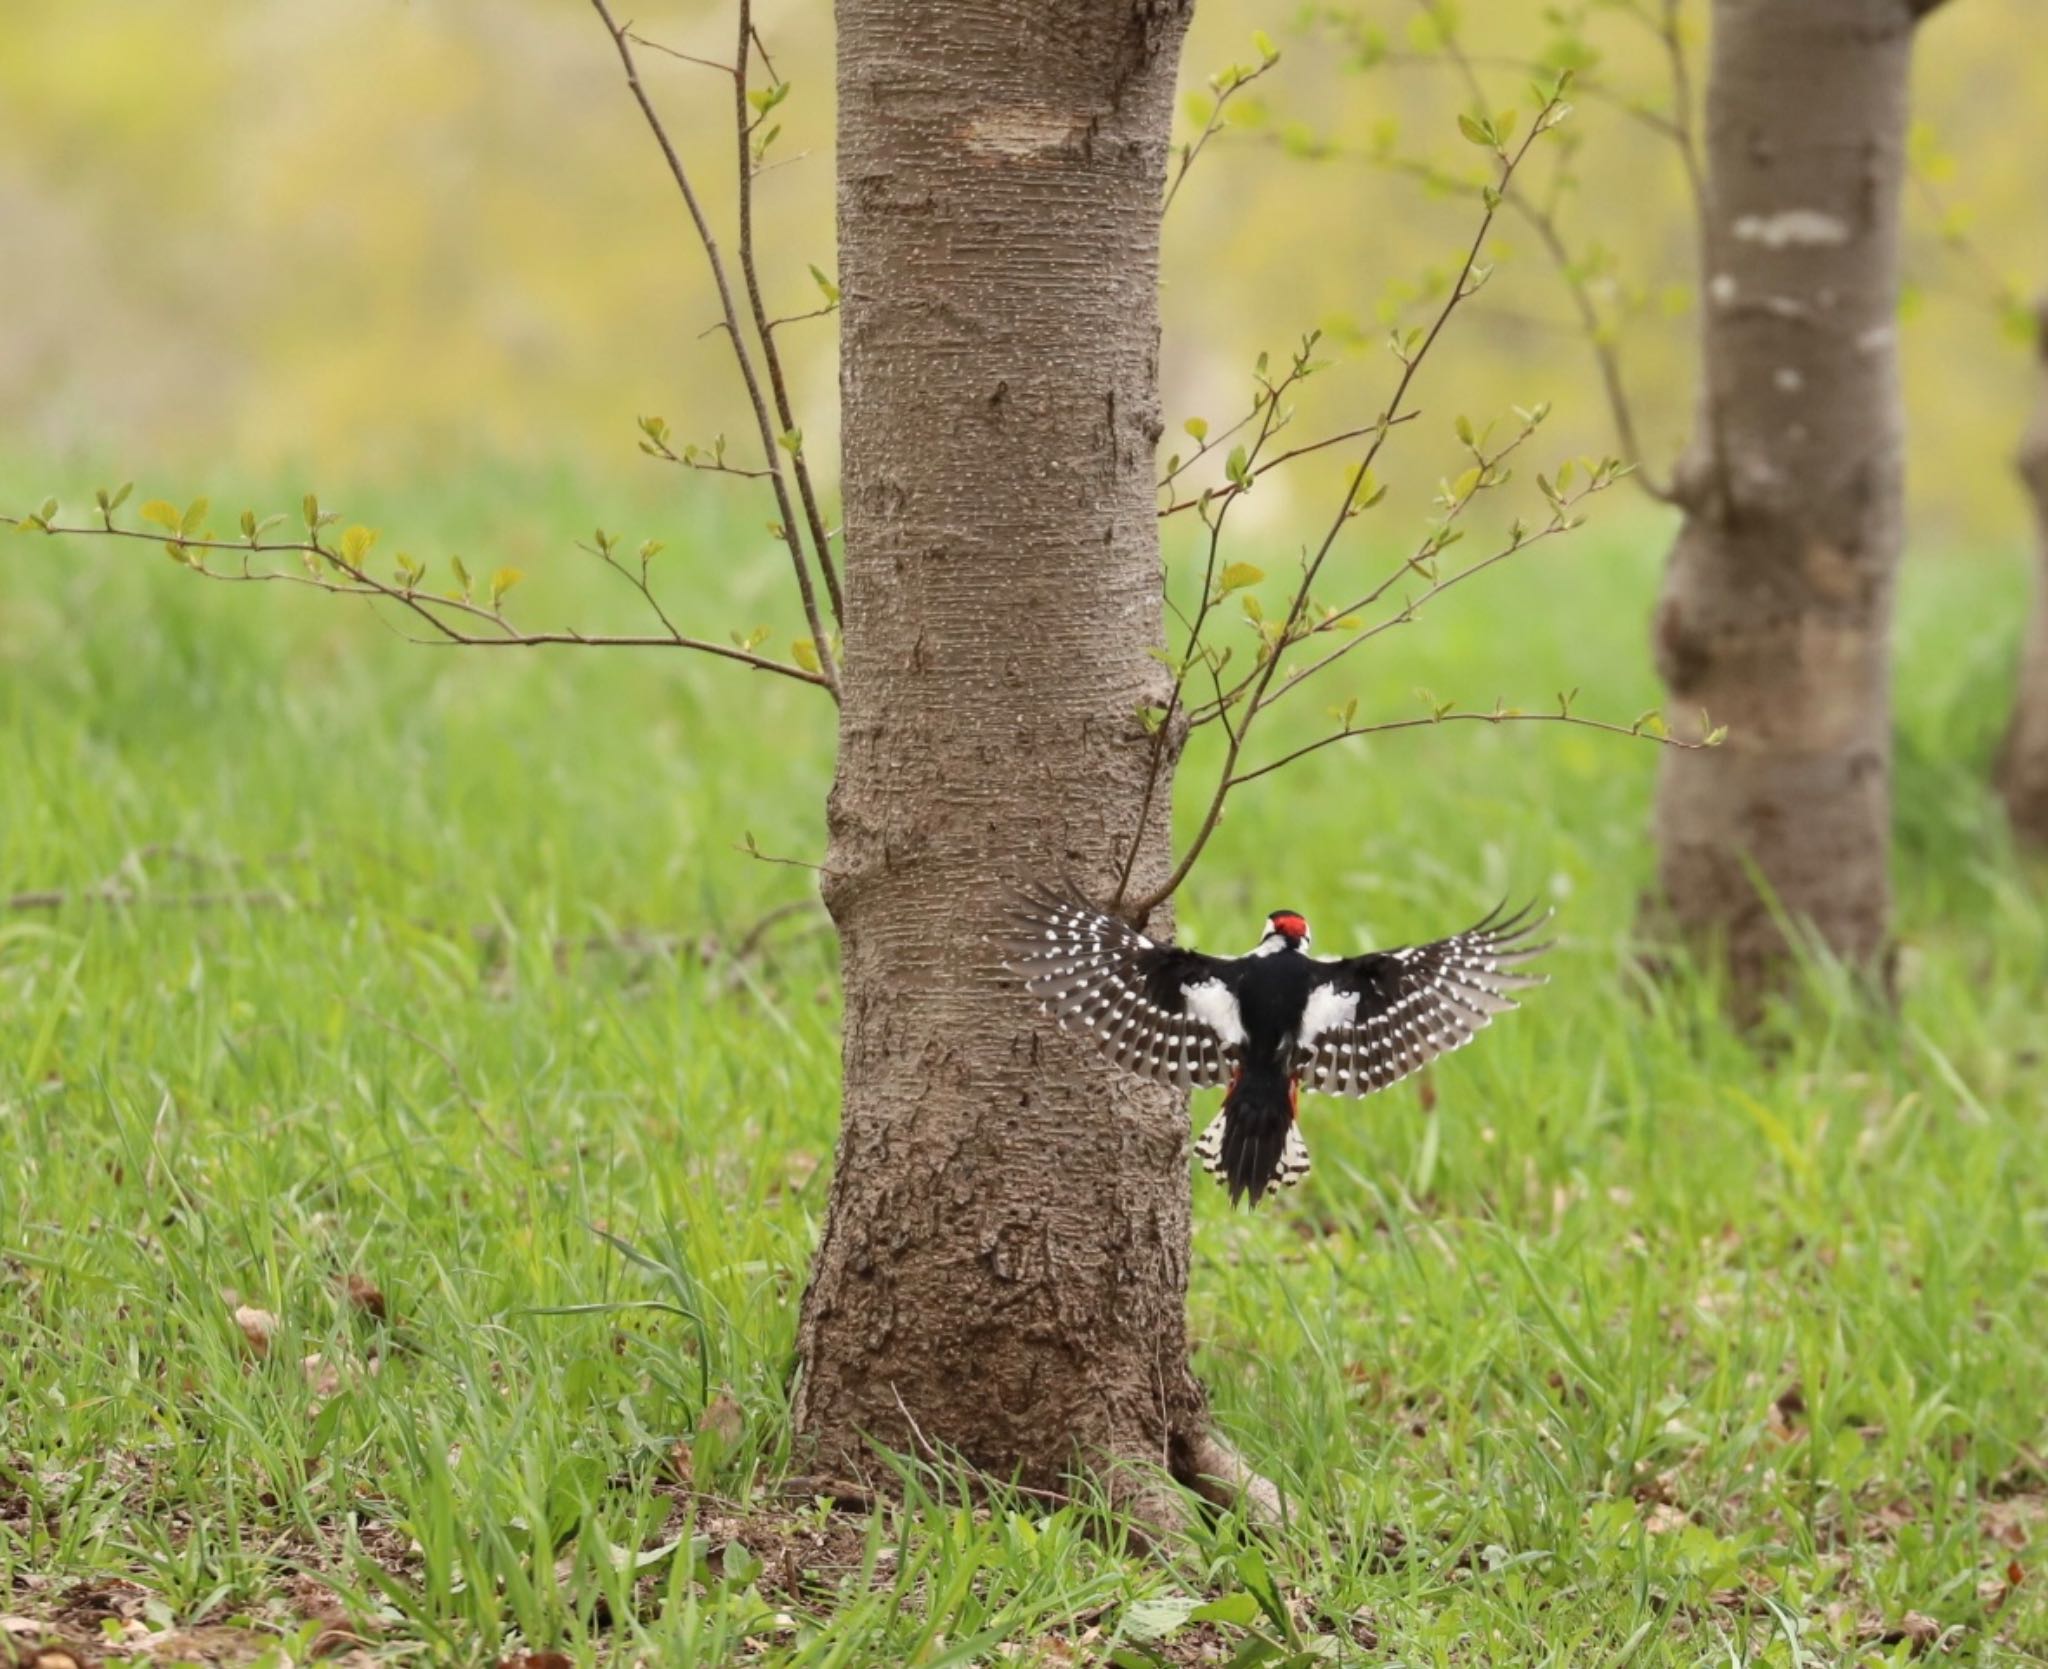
xmin=2 ymin=0 xmax=2040 ymax=546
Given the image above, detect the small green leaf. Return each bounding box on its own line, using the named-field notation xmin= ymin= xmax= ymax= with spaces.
xmin=1190 ymin=1592 xmax=1262 ymax=1627
xmin=1457 ymin=111 xmax=1495 ymax=148
xmin=302 ymin=493 xmax=320 ymax=530
xmin=451 ymin=555 xmax=473 ymax=599
xmin=1224 ymin=445 xmax=1251 ymax=488
xmin=1219 ymin=561 xmax=1265 ymax=595
xmin=1184 ymin=416 xmax=1209 ymax=443
xmin=808 ymin=264 xmax=840 ymax=306
xmin=778 ymin=427 xmax=803 ymax=456
xmin=339 ymin=525 xmax=379 ymax=566
xmin=490 ymin=566 xmax=524 ymax=607
xmin=1122 ymin=1595 xmax=1199 ymax=1642
xmin=638 ymin=539 xmax=665 ymax=565
xmin=790 ymin=637 xmax=821 ymax=674
xmin=108 ymin=482 xmax=133 ymax=511
xmin=139 ymin=499 xmax=182 ymax=532
xmin=1252 ymin=28 xmax=1278 ymax=64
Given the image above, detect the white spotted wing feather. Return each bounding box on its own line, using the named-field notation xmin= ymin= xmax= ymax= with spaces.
xmin=1299 ymin=902 xmax=1549 ymax=1097
xmin=995 ymin=890 xmax=1243 ymax=1091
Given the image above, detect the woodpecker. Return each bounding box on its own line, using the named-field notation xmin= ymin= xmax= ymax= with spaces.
xmin=998 ymin=892 xmax=1548 ymax=1207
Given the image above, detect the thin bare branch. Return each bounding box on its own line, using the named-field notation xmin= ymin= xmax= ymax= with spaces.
xmin=1499 ymin=195 xmax=1669 ymax=498
xmin=1164 ymin=52 xmax=1280 ymax=216
xmin=737 ymin=831 xmax=839 ymax=876
xmin=1323 ymin=6 xmax=1702 ymax=501
xmin=1130 ymin=86 xmax=1574 ymax=918
xmin=1114 ymin=339 xmax=1327 ymax=908
xmin=7 ymin=518 xmax=832 ymax=688
xmin=1158 ymin=411 xmax=1420 ymax=519
xmin=589 ymin=0 xmax=840 ymax=696
xmin=1228 ymin=706 xmax=1707 ymax=791
xmin=765 ymin=303 xmax=836 ymax=333
xmin=625 ymin=30 xmax=734 ymax=77
xmin=732 ymin=0 xmax=846 ymax=628
xmin=1422 ymin=11 xmax=1673 ymax=499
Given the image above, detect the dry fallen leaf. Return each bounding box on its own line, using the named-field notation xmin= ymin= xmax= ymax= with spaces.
xmin=343 ymin=1273 xmax=387 ymax=1321
xmin=1866 ymin=1611 xmax=1941 ymax=1654
xmin=666 ymin=1439 xmax=695 ymax=1488
xmin=301 ymin=1354 xmax=343 ymax=1398
xmin=700 ymin=1392 xmax=745 ymax=1448
xmin=233 ymin=1304 xmax=278 ymax=1357
xmin=1644 ymin=1502 xmax=1690 ymax=1535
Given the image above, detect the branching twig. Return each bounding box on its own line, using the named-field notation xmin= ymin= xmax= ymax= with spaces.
xmin=1164 ymin=44 xmax=1281 ymax=215
xmin=624 ymin=30 xmax=733 ymax=77
xmin=1129 ymin=83 xmax=1582 ymax=918
xmin=1227 ymin=706 xmax=1709 ymax=791
xmin=1113 ymin=337 xmax=1333 ymax=907
xmin=589 ymin=0 xmax=840 ymax=696
xmin=1195 ymin=438 xmax=1606 ymax=727
xmin=1319 ymin=2 xmax=1707 ymax=500
xmin=1908 ymin=139 xmax=2032 ymax=333
xmin=1157 ymin=412 xmax=1420 ymax=519
xmin=3 ymin=517 xmax=832 ymax=687
xmin=731 ymin=0 xmax=846 ymax=628
xmin=737 ymin=830 xmax=839 ymax=877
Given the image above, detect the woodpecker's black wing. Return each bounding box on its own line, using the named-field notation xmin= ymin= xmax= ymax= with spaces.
xmin=995 ymin=890 xmax=1245 ymax=1090
xmin=1297 ymin=902 xmax=1550 ymax=1097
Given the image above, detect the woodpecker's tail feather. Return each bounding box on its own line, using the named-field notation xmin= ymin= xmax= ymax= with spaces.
xmin=1195 ymin=1083 xmax=1311 ymax=1207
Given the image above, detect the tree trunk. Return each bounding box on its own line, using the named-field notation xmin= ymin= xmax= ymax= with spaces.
xmin=1650 ymin=0 xmax=1936 ymax=993
xmin=796 ymin=0 xmax=1237 ymax=1503
xmin=1995 ymin=301 xmax=2048 ymax=842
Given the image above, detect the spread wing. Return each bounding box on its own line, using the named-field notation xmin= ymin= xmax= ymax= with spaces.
xmin=1298 ymin=901 xmax=1550 ymax=1098
xmin=995 ymin=890 xmax=1244 ymax=1090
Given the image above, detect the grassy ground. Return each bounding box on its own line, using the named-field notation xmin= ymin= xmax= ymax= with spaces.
xmin=2 ymin=466 xmax=2044 ymax=1666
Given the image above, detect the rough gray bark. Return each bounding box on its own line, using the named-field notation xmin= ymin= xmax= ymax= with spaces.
xmin=1651 ymin=0 xmax=1936 ymax=992
xmin=1996 ymin=302 xmax=2048 ymax=842
xmin=795 ymin=0 xmax=1250 ymax=1504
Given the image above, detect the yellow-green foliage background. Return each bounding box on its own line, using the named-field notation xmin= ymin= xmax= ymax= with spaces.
xmin=3 ymin=0 xmax=2040 ymax=543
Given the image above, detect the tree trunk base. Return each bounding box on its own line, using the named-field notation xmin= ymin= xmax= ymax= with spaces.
xmin=781 ymin=1414 xmax=1281 ymax=1542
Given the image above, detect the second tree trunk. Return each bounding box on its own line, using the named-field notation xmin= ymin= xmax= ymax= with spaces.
xmin=1995 ymin=303 xmax=2048 ymax=842
xmin=1652 ymin=0 xmax=1927 ymax=992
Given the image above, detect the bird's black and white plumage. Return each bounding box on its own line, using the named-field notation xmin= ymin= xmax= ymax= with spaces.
xmin=996 ymin=891 xmax=1548 ymax=1207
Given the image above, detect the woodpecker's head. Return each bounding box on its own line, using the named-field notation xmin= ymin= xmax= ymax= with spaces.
xmin=1261 ymin=909 xmax=1311 ymax=952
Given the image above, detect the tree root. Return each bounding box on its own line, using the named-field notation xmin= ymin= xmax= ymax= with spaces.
xmin=1175 ymin=1425 xmax=1286 ymax=1530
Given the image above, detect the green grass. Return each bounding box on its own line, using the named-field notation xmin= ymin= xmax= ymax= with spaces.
xmin=3 ymin=466 xmax=2045 ymax=1666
